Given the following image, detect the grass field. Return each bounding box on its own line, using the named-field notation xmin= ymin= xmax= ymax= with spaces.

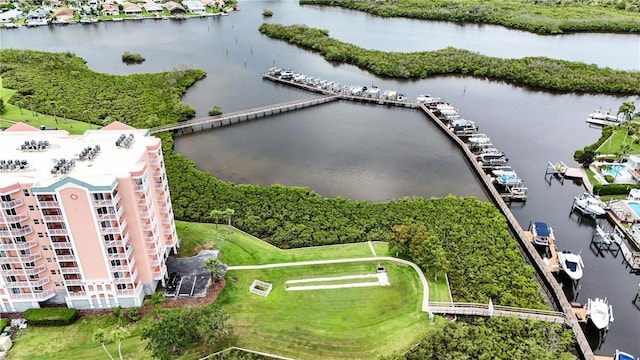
xmin=218 ymin=261 xmax=437 ymax=359
xmin=10 ymin=222 xmax=449 ymax=359
xmin=596 ymin=127 xmax=640 ymax=155
xmin=0 ymin=88 xmax=95 ymax=135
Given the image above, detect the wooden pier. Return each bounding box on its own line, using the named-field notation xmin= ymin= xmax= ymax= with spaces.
xmin=428 ymin=302 xmax=566 ymax=324
xmin=150 ymin=95 xmax=339 ymax=134
xmin=524 ymin=230 xmax=560 ymax=274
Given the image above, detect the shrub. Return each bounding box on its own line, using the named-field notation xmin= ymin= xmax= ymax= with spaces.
xmin=604 ymin=174 xmax=615 ymax=183
xmin=23 ymin=308 xmax=77 ymax=326
xmin=121 ymin=51 xmax=145 ymax=65
xmin=262 ymin=9 xmax=273 ymax=16
xmin=208 ymin=106 xmax=222 ymax=116
xmin=125 ymin=307 xmax=141 ymax=322
xmin=593 ymin=183 xmax=640 ymax=195
xmin=0 ymin=318 xmax=8 ymax=330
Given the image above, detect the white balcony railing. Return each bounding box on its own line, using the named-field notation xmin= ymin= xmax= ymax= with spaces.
xmin=42 ymin=214 xmax=64 ymax=223
xmin=47 ymin=228 xmax=68 ymax=236
xmin=56 ymin=255 xmax=76 ymax=262
xmin=3 ymin=265 xmax=46 ymax=276
xmin=0 ymin=226 xmax=33 ymax=237
xmin=63 ymin=278 xmax=83 ymax=286
xmin=51 ymin=241 xmax=73 ymax=250
xmin=2 ymin=212 xmax=29 ymax=223
xmin=0 ymin=239 xmax=38 ymax=251
xmin=11 ymin=288 xmax=55 ymax=300
xmin=6 ymin=277 xmax=50 ymax=288
xmin=37 ymin=200 xmax=59 ymax=208
xmin=59 ymin=267 xmax=80 ymax=274
xmin=0 ymin=198 xmax=24 ymax=209
xmin=0 ymin=252 xmax=42 ymax=263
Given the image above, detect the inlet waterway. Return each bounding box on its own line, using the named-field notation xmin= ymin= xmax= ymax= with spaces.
xmin=1 ymin=1 xmax=639 ymax=355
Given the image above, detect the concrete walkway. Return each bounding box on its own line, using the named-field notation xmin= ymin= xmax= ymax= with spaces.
xmin=227 ymin=256 xmax=430 ymax=312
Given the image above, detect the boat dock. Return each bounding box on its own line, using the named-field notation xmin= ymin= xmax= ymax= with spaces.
xmin=570 ymin=302 xmax=588 ymax=324
xmin=545 ymin=161 xmax=584 ymax=181
xmin=524 ymin=230 xmax=560 ymax=274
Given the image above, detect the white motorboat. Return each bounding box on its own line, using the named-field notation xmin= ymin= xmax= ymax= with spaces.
xmin=468 ymin=134 xmax=491 ymax=144
xmin=586 ymin=297 xmax=614 ymax=330
xmin=573 ymin=192 xmax=606 ymax=217
xmin=416 ymin=94 xmax=434 ymax=103
xmin=530 ymin=221 xmax=552 ymax=248
xmin=477 ymin=152 xmax=508 ymax=166
xmin=396 ymin=93 xmax=406 ymax=102
xmin=557 ymin=250 xmax=584 ymax=281
xmin=491 ymin=166 xmax=516 ymax=177
xmin=589 ymin=109 xmax=621 ymax=122
xmin=494 ymin=174 xmax=522 ymax=186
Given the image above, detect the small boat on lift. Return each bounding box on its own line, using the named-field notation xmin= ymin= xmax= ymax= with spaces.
xmin=614 ymin=350 xmax=636 ymax=360
xmin=491 ymin=166 xmax=517 ymax=177
xmin=530 ymin=221 xmax=552 ymax=249
xmin=557 ymin=250 xmax=584 ymax=281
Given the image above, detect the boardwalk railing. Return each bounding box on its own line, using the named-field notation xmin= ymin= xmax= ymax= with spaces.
xmin=150 ymin=95 xmax=340 ymax=134
xmin=428 ymin=302 xmax=566 ymax=324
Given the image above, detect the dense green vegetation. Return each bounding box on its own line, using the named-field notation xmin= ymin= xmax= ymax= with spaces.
xmin=22 ymin=308 xmax=77 ymax=326
xmin=389 ymin=317 xmax=576 ymax=360
xmin=0 ymin=49 xmax=205 ymax=128
xmin=166 ymin=133 xmax=543 ymax=307
xmin=258 ymin=23 xmax=640 ymax=95
xmin=301 ymin=0 xmax=640 ymax=34
xmin=121 ymin=51 xmax=146 ymax=65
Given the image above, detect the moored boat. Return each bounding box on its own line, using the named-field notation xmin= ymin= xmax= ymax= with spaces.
xmin=557 ymin=250 xmax=584 ymax=281
xmin=491 ymin=166 xmax=516 ymax=177
xmin=572 ymin=192 xmax=606 ymax=217
xmin=614 ymin=350 xmax=636 ymax=360
xmin=586 ymin=297 xmax=614 ymax=331
xmin=530 ymin=221 xmax=552 ymax=248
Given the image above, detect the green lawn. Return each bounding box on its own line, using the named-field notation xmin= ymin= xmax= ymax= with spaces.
xmin=0 ymin=88 xmax=95 ymax=135
xmin=218 ymin=261 xmax=436 ymax=359
xmin=371 ymin=241 xmax=390 ymax=256
xmin=596 ymin=126 xmax=640 ymax=155
xmin=176 ymin=221 xmax=376 ymax=264
xmin=10 ymin=314 xmax=153 ymax=360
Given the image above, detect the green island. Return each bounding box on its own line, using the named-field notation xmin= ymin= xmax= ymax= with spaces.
xmin=300 ymin=0 xmax=640 ymax=35
xmin=258 ymin=23 xmax=640 ymax=95
xmin=1 ymin=49 xmax=576 ymax=359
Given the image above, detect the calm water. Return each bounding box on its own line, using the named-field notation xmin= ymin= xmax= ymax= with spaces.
xmin=1 ymin=2 xmax=639 ymax=355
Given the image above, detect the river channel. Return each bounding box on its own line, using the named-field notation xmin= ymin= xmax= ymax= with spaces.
xmin=1 ymin=1 xmax=639 ymax=356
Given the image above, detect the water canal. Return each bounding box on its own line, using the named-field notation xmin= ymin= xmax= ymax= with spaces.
xmin=1 ymin=2 xmax=639 ymax=355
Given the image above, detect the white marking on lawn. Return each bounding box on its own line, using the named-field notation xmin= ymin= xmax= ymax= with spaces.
xmin=285 ymin=272 xmax=389 ymax=291
xmin=368 ymin=241 xmax=376 ymax=256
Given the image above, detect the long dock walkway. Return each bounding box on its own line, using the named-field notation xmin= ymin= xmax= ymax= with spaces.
xmin=417 ymin=103 xmax=594 ymax=360
xmin=428 ymin=302 xmax=566 ymax=324
xmin=150 ymin=95 xmax=339 ymax=134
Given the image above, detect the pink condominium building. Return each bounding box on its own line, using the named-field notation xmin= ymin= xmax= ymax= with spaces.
xmin=0 ymin=122 xmax=179 ymax=312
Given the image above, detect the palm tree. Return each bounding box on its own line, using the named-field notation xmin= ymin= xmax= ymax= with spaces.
xmin=94 ymin=329 xmax=116 ymax=360
xmin=204 ymin=257 xmax=223 ymax=282
xmin=110 ymin=326 xmax=130 ymax=360
xmin=209 ymin=209 xmax=224 ymax=232
xmin=224 ymin=208 xmax=235 ymax=234
xmin=15 ymin=100 xmax=23 ymax=115
xmin=49 ymin=101 xmax=57 ymax=123
xmin=618 ymin=101 xmax=636 ymax=122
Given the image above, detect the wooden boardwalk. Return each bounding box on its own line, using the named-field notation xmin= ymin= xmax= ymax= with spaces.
xmin=428 ymin=302 xmax=566 ymax=324
xmin=150 ymin=95 xmax=340 ymax=134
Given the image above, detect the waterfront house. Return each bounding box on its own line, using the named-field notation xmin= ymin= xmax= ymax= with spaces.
xmin=201 ymin=0 xmax=224 ymax=8
xmin=182 ymin=0 xmax=205 ymax=14
xmin=122 ymin=2 xmax=142 ymax=15
xmin=164 ymin=1 xmax=185 ymax=14
xmin=53 ymin=7 xmax=74 ymax=20
xmin=26 ymin=8 xmax=47 ymax=20
xmin=0 ymin=9 xmax=23 ymax=22
xmin=143 ymin=1 xmax=162 ymax=14
xmin=101 ymin=3 xmax=120 ymax=16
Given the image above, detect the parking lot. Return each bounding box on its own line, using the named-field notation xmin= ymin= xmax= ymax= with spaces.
xmin=164 ymin=250 xmax=219 ymax=298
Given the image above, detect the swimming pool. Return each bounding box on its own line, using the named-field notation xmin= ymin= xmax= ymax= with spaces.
xmin=625 ymin=200 xmax=640 ymax=218
xmin=602 ymin=163 xmax=627 ymax=178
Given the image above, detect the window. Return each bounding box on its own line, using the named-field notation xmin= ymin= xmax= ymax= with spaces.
xmin=38 ymin=233 xmax=44 ymax=238
xmin=11 ymin=288 xmax=20 ymax=295
xmin=42 ymin=245 xmax=49 ymax=251
xmin=25 ymin=262 xmax=35 ymax=268
xmin=34 ymin=286 xmax=43 ymax=291
xmin=29 ymin=274 xmax=39 ymax=280
xmin=116 ymin=284 xmax=126 ymax=290
xmin=1 ymin=264 xmax=11 ymax=271
xmin=107 ymin=247 xmax=117 ymax=254
xmin=6 ymin=276 xmax=15 ymax=282
xmin=19 ymin=249 xmax=31 ymax=256
xmin=55 ymin=282 xmax=61 ymax=286
xmin=23 ymin=189 xmax=30 ymax=197
xmin=0 ymin=251 xmax=5 ymax=258
xmin=28 ymin=205 xmax=35 ymax=211
xmin=111 ymin=260 xmax=121 ymax=267
xmin=113 ymin=272 xmax=123 ymax=279
xmin=46 ymin=258 xmax=52 ymax=263
xmin=104 ymin=234 xmax=114 ymax=242
xmin=15 ymin=236 xmax=26 ymax=243
xmin=0 ymin=195 xmax=11 ymax=202
xmin=51 ymin=270 xmax=56 ymax=275
xmin=34 ymin=219 xmax=39 ymax=224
